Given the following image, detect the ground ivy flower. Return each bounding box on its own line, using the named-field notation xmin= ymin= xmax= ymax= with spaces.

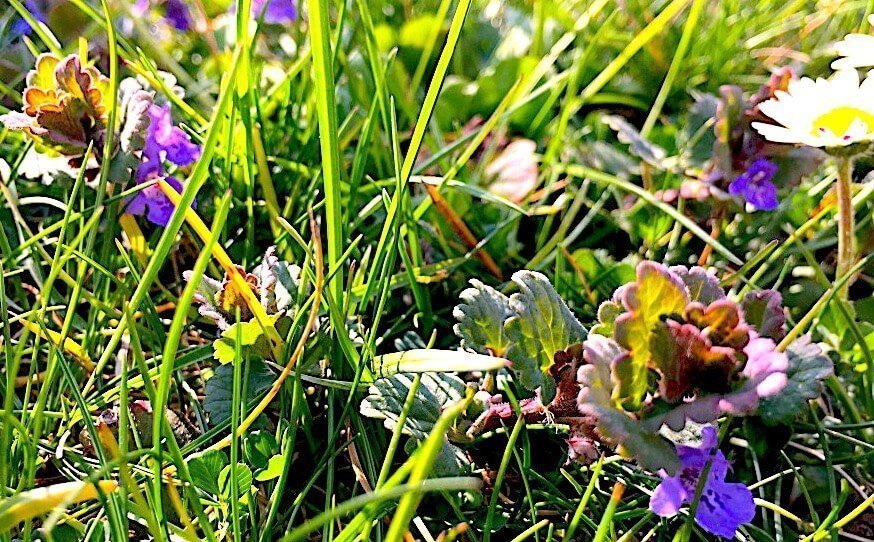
xmin=251 ymin=0 xmax=297 ymax=24
xmin=8 ymin=0 xmax=47 ymax=39
xmin=127 ymin=103 xmax=200 ymax=226
xmin=126 ymin=175 xmax=184 ymax=227
xmin=728 ymin=158 xmax=779 ymax=211
xmin=133 ymin=0 xmax=193 ymax=31
xmin=751 ymin=69 xmax=874 ymax=149
xmin=138 ymin=103 xmax=200 ymax=176
xmin=650 ymin=426 xmax=755 ymax=539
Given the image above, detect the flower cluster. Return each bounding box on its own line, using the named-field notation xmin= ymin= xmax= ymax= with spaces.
xmin=703 ymin=73 xmax=825 ymax=212
xmin=127 ymin=103 xmax=200 ymax=226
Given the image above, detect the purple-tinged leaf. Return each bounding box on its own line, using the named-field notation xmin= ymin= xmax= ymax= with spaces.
xmin=742 ymin=290 xmax=786 ymax=341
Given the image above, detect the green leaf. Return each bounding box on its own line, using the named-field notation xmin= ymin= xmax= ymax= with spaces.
xmin=371 ymin=349 xmax=508 ymax=377
xmin=360 ymin=372 xmax=467 ymax=439
xmin=188 ymin=450 xmax=228 ymax=495
xmin=591 ymin=299 xmax=623 ymax=337
xmin=613 ymin=262 xmax=689 ymax=409
xmin=245 ymin=430 xmax=278 ymax=470
xmin=453 ymin=279 xmax=513 ymax=356
xmin=255 ymin=454 xmax=286 ymax=482
xmin=504 ymin=271 xmax=587 ymax=394
xmin=204 ymin=360 xmax=274 ymax=426
xmin=403 ymin=437 xmax=470 ymax=477
xmin=218 ymin=463 xmax=253 ymax=503
xmin=578 ymin=335 xmax=680 ymax=474
xmin=213 ymin=317 xmax=274 ymax=364
xmin=758 ymin=336 xmax=833 ymax=425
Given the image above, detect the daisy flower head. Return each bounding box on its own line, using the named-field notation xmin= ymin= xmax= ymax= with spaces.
xmin=832 ymin=15 xmax=874 ymax=70
xmin=751 ymin=69 xmax=874 ymax=152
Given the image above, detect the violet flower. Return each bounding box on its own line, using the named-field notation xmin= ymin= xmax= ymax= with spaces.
xmin=133 ymin=0 xmax=192 ymax=31
xmin=728 ymin=158 xmax=779 ymax=211
xmin=9 ymin=0 xmax=47 ymax=39
xmin=128 ymin=104 xmax=200 ymax=226
xmin=251 ymin=0 xmax=297 ymax=24
xmin=650 ymin=426 xmax=755 ymax=538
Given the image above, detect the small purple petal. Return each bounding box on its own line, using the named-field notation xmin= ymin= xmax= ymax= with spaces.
xmin=252 ymin=0 xmax=297 ymax=24
xmin=9 ymin=0 xmax=46 ymax=39
xmin=729 ymin=158 xmax=780 ymax=211
xmin=126 ymin=176 xmax=193 ymax=227
xmin=146 ymin=104 xmax=200 ymax=166
xmin=649 ymin=425 xmax=755 ymax=539
xmin=164 ymin=0 xmax=193 ymax=31
xmin=695 ymin=480 xmax=756 ymax=538
xmin=650 ymin=476 xmax=687 ymax=516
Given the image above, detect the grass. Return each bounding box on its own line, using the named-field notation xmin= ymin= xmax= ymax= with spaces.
xmin=1 ymin=0 xmax=873 ymax=541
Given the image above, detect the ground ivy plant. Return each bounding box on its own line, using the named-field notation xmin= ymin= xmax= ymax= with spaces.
xmin=362 ymin=263 xmax=833 ymax=477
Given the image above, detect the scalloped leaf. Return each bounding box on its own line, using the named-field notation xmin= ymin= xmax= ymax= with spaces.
xmin=670 ymin=265 xmax=725 ymax=305
xmin=188 ymin=450 xmax=228 ymax=495
xmin=360 ymin=372 xmax=467 ymax=439
xmin=613 ymin=262 xmax=689 ymax=408
xmin=453 ymin=279 xmax=512 ymax=356
xmin=577 ymin=335 xmax=680 ymax=474
xmin=504 ymin=271 xmax=587 ymax=395
xmin=758 ymin=336 xmax=832 ymax=425
xmin=742 ymin=290 xmax=786 ymax=341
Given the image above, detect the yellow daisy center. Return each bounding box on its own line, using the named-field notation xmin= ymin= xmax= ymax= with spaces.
xmin=811 ymin=106 xmax=874 ymax=138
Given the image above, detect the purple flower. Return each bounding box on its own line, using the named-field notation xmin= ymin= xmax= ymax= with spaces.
xmin=650 ymin=426 xmax=755 ymax=538
xmin=251 ymin=0 xmax=297 ymax=24
xmin=127 ymin=175 xmax=184 ymax=227
xmin=140 ymin=104 xmax=200 ymax=174
xmin=133 ymin=0 xmax=192 ymax=31
xmin=729 ymin=158 xmax=779 ymax=211
xmin=128 ymin=104 xmax=200 ymax=226
xmin=9 ymin=0 xmax=46 ymax=39
xmin=164 ymin=0 xmax=193 ymax=31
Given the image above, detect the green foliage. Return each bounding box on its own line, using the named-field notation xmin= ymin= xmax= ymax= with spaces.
xmin=189 ymin=450 xmax=229 ymax=495
xmin=505 ymin=271 xmax=587 ymax=395
xmin=759 ymin=336 xmax=834 ymax=425
xmin=360 ymin=373 xmax=467 ymax=439
xmin=204 ymin=360 xmax=274 ymax=426
xmin=453 ymin=279 xmax=513 ymax=356
xmin=578 ymin=335 xmax=681 ymax=474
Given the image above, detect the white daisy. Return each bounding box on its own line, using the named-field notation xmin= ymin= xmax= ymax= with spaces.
xmin=832 ymin=15 xmax=874 ymax=70
xmin=751 ymin=69 xmax=874 ymax=148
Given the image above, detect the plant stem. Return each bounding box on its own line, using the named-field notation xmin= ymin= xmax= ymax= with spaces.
xmin=835 ymin=157 xmax=855 ymax=299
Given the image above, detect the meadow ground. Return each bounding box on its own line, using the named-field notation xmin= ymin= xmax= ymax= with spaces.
xmin=0 ymin=0 xmax=873 ymax=540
